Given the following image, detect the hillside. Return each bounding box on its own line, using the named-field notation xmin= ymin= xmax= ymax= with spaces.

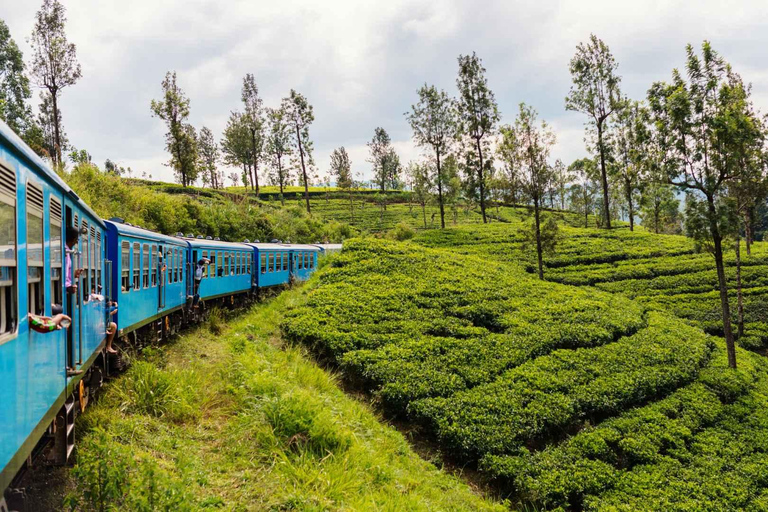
xmin=282 ymin=220 xmax=768 ymax=509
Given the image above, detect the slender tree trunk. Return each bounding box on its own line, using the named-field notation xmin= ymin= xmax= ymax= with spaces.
xmin=534 ymin=196 xmax=544 ymax=280
xmin=277 ymin=157 xmax=285 ymax=205
xmin=625 ymin=179 xmax=634 ymax=231
xmin=349 ymin=189 xmax=354 ymax=222
xmin=597 ymin=122 xmax=611 ymax=229
xmin=475 ymin=137 xmax=487 ymax=223
xmin=422 ymin=202 xmax=427 ymax=229
xmin=436 ymin=151 xmax=445 ymax=229
xmin=296 ymin=125 xmax=310 ymax=214
xmin=250 ymin=130 xmax=260 ymax=196
xmin=708 ymin=196 xmax=736 ymax=368
xmin=51 ymin=90 xmax=62 ymax=168
xmin=745 ymin=209 xmax=753 ymax=256
xmin=736 ymin=233 xmax=744 ymax=339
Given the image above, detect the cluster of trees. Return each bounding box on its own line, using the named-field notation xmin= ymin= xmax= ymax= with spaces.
xmin=0 ymin=0 xmax=81 ymax=168
xmin=150 ymin=73 xmax=316 ymax=211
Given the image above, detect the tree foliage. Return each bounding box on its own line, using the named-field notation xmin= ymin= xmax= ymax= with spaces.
xmin=456 ymin=52 xmax=499 ymax=224
xmin=28 ymin=0 xmax=81 ymax=168
xmin=566 ymin=34 xmax=622 ymax=229
xmin=283 ymin=90 xmax=315 ymax=213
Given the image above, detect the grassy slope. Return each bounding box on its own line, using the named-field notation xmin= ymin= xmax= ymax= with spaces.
xmin=64 ymin=285 xmax=503 ymax=511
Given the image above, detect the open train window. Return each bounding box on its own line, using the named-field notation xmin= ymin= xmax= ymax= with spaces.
xmin=95 ymin=229 xmax=101 ymax=294
xmin=142 ymin=244 xmax=149 ymax=288
xmin=298 ymin=252 xmax=303 ymax=270
xmin=224 ymin=252 xmax=229 ymax=276
xmin=121 ymin=241 xmax=130 ymax=292
xmin=234 ymin=252 xmax=239 ymax=275
xmin=282 ymin=252 xmax=288 ymax=271
xmin=82 ymin=220 xmax=90 ymax=301
xmin=91 ymin=227 xmax=97 ymax=294
xmin=230 ymin=252 xmax=235 ymax=275
xmin=151 ymin=245 xmax=157 ymax=286
xmin=202 ymin=250 xmax=208 ymax=278
xmin=241 ymin=253 xmax=246 ymax=274
xmin=216 ymin=251 xmax=222 ymax=277
xmin=260 ymin=253 xmax=266 ymax=274
xmin=0 ymin=162 xmax=16 ymax=340
xmin=50 ymin=197 xmax=62 ymax=309
xmin=26 ymin=182 xmax=44 ymax=314
xmin=133 ymin=242 xmax=140 ymax=290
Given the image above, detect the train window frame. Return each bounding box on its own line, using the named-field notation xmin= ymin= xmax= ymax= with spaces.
xmin=49 ymin=197 xmax=63 ymax=310
xmin=133 ymin=242 xmax=140 ymax=290
xmin=26 ymin=181 xmax=45 ymax=314
xmin=142 ymin=244 xmax=149 ymax=288
xmin=235 ymin=252 xmax=240 ymax=275
xmin=202 ymin=250 xmax=208 ymax=278
xmin=260 ymin=253 xmax=266 ymax=274
xmin=0 ymin=161 xmax=17 ymax=343
xmin=230 ymin=252 xmax=235 ymax=275
xmin=217 ymin=251 xmax=222 ymax=277
xmin=121 ymin=241 xmax=130 ymax=292
xmin=224 ymin=252 xmax=229 ymax=276
xmin=151 ymin=245 xmax=158 ymax=287
xmin=95 ymin=229 xmax=101 ymax=294
xmin=90 ymin=226 xmax=97 ymax=296
xmin=298 ymin=252 xmax=303 ymax=270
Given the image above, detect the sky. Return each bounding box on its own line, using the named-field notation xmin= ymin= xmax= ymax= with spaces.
xmin=3 ymin=0 xmax=768 ymax=186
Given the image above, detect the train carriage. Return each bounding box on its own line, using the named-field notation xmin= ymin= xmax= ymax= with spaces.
xmin=246 ymin=243 xmax=291 ymax=288
xmin=105 ymin=220 xmax=188 ymax=340
xmin=0 ymin=120 xmax=109 ymax=495
xmin=185 ymin=237 xmax=253 ymax=304
xmin=287 ymin=244 xmax=321 ymax=282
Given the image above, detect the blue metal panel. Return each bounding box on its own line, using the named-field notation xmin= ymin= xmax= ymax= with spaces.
xmin=105 ymin=221 xmax=187 ymax=335
xmin=0 ymin=119 xmax=107 ymax=493
xmin=245 ymin=243 xmax=290 ymax=288
xmin=186 ymin=239 xmax=252 ymax=300
xmin=287 ymin=245 xmax=321 ymax=282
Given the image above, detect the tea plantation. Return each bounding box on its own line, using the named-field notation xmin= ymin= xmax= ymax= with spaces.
xmin=283 ymin=232 xmax=768 ymax=510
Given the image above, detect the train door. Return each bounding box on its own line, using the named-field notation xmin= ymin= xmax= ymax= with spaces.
xmin=158 ymin=245 xmax=165 ymax=309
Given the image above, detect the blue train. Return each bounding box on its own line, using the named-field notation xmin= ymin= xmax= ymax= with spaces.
xmin=0 ymin=119 xmax=338 ymax=508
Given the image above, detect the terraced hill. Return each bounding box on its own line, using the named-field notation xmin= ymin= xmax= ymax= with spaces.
xmin=283 ymin=231 xmax=768 ymax=510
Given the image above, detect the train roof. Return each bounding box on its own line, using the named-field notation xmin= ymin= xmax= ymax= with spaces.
xmin=0 ymin=119 xmax=105 ymax=227
xmin=243 ymin=243 xmax=291 ymax=251
xmin=183 ymin=237 xmax=252 ymax=250
xmin=314 ymin=244 xmax=343 ymax=251
xmin=104 ymin=219 xmax=187 ymax=245
xmin=284 ymin=244 xmax=322 ymax=251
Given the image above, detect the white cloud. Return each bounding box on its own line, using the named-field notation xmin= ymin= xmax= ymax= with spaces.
xmin=4 ymin=0 xmax=768 ymax=185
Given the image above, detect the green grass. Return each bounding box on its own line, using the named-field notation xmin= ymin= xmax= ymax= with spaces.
xmin=65 ymin=288 xmax=504 ymax=511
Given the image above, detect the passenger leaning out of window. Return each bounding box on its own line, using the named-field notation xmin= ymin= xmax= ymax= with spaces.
xmin=65 ymin=227 xmax=83 ymax=295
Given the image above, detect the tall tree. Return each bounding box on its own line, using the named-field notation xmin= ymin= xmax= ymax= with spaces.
xmin=242 ymin=73 xmax=264 ymax=196
xmin=28 ymin=0 xmax=81 ymax=168
xmin=266 ymin=106 xmax=292 ymax=205
xmin=406 ymin=84 xmax=458 ymax=228
xmin=456 ymin=52 xmax=499 ymax=224
xmin=198 ymin=126 xmax=219 ymax=189
xmin=566 ymin=34 xmax=622 ymax=229
xmin=648 ymin=42 xmax=765 ymax=369
xmin=220 ymin=111 xmax=252 ymax=187
xmin=367 ymin=127 xmax=399 ymax=195
xmin=638 ymin=181 xmax=680 ymax=234
xmin=330 ymin=146 xmax=354 ymax=220
xmin=510 ymin=103 xmax=557 ymax=279
xmin=282 ymin=90 xmax=314 ymax=213
xmin=150 ymin=72 xmax=198 ymax=187
xmin=0 ymin=20 xmax=33 ymax=136
xmin=407 ymin=161 xmax=432 ymax=229
xmin=614 ymin=100 xmax=651 ymax=231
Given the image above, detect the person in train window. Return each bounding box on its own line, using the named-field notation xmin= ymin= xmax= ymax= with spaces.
xmin=28 ymin=312 xmax=72 ymax=333
xmin=65 ymin=227 xmax=82 ymax=295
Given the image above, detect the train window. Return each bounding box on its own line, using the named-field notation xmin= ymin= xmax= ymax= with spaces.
xmin=0 ymin=163 xmax=16 ymax=339
xmin=95 ymin=230 xmax=101 ymax=294
xmin=271 ymin=253 xmax=277 ymax=272
xmin=142 ymin=245 xmax=149 ymax=288
xmin=260 ymin=253 xmax=266 ymax=274
xmin=82 ymin=220 xmax=90 ymax=301
xmin=230 ymin=252 xmax=235 ymax=275
xmin=90 ymin=226 xmax=97 ymax=295
xmin=121 ymin=241 xmax=130 ymax=292
xmin=27 ymin=183 xmax=44 ymax=314
xmin=298 ymin=252 xmax=303 ymax=270
xmin=235 ymin=253 xmax=240 ymax=275
xmin=50 ymin=197 xmax=62 ymax=309
xmin=173 ymin=249 xmax=179 ymax=283
xmin=151 ymin=245 xmax=157 ymax=286
xmin=241 ymin=253 xmax=246 ymax=274
xmin=283 ymin=253 xmax=288 ymax=271
xmin=217 ymin=251 xmax=223 ymax=277
xmin=224 ymin=252 xmax=229 ymax=276
xmin=202 ymin=250 xmax=208 ymax=278
xmin=181 ymin=251 xmax=185 ymax=281
xmin=133 ymin=242 xmax=140 ymax=290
